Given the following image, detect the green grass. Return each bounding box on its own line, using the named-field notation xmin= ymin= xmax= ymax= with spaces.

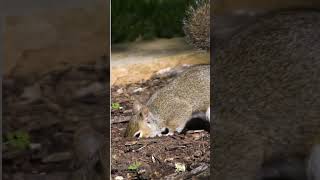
xmin=4 ymin=131 xmax=31 ymax=150
xmin=111 ymin=0 xmax=195 ymax=44
xmin=111 ymin=102 xmax=121 ymax=110
xmin=128 ymin=161 xmax=142 ymax=171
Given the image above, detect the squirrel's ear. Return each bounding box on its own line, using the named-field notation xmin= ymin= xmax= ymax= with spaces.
xmin=133 ymin=100 xmax=143 ymax=113
xmin=141 ymin=106 xmax=149 ymax=117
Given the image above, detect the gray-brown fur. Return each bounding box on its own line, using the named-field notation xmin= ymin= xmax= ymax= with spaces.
xmin=211 ymin=10 xmax=320 ymax=180
xmin=148 ymin=65 xmax=210 ymax=129
xmin=125 ymin=65 xmax=210 ymax=138
xmin=307 ymin=144 xmax=320 ymax=180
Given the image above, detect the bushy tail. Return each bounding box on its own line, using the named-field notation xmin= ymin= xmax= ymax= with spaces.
xmin=183 ymin=0 xmax=210 ymax=51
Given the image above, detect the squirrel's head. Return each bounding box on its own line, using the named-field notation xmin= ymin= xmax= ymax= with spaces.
xmin=124 ymin=100 xmax=160 ymax=138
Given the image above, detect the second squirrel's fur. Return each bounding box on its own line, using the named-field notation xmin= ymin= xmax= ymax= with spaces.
xmin=211 ymin=10 xmax=320 ymax=180
xmin=124 ymin=65 xmax=210 ymax=138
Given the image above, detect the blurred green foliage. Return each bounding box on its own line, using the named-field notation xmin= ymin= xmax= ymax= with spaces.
xmin=128 ymin=161 xmax=142 ymax=171
xmin=111 ymin=102 xmax=121 ymax=110
xmin=111 ymin=0 xmax=194 ymax=44
xmin=4 ymin=131 xmax=31 ymax=150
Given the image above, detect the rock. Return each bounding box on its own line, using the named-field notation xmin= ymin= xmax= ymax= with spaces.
xmin=155 ymin=67 xmax=172 ymax=77
xmin=20 ymin=83 xmax=42 ymax=104
xmin=42 ymin=152 xmax=72 ymax=163
xmin=115 ymin=176 xmax=124 ymax=180
xmin=133 ymin=87 xmax=145 ymax=93
xmin=74 ymin=82 xmax=105 ymax=98
xmin=190 ymin=163 xmax=209 ymax=176
xmin=29 ymin=143 xmax=42 ymax=151
xmin=116 ymin=88 xmax=124 ymax=94
xmin=175 ymin=162 xmax=186 ymax=172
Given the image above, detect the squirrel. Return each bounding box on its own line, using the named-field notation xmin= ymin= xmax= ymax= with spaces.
xmin=211 ymin=9 xmax=320 ymax=180
xmin=124 ymin=65 xmax=210 ymax=138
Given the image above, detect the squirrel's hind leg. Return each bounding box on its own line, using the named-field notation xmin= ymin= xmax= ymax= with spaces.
xmin=165 ymin=100 xmax=193 ymax=135
xmin=161 ymin=127 xmax=174 ymax=136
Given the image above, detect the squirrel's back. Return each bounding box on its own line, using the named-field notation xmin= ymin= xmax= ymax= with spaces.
xmin=213 ymin=8 xmax=320 ymax=160
xmin=212 ymin=9 xmax=320 ymax=180
xmin=213 ymin=10 xmax=320 ymax=128
xmin=148 ymin=65 xmax=210 ymax=116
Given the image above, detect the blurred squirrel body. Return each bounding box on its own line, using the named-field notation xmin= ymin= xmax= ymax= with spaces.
xmin=211 ymin=10 xmax=320 ymax=180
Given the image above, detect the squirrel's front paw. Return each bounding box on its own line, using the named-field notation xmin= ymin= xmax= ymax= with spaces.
xmin=176 ymin=127 xmax=184 ymax=133
xmin=160 ymin=127 xmax=174 ymax=136
xmin=164 ymin=132 xmax=174 ymax=136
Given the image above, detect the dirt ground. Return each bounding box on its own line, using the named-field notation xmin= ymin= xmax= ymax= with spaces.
xmin=3 ymin=60 xmax=210 ymax=179
xmin=3 ymin=56 xmax=108 ymax=180
xmin=111 ymin=65 xmax=210 ymax=179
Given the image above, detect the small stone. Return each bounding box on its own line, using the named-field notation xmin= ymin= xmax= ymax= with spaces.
xmin=116 ymin=88 xmax=124 ymax=94
xmin=112 ymin=154 xmax=118 ymax=160
xmin=75 ymin=82 xmax=104 ymax=98
xmin=138 ymin=169 xmax=146 ymax=174
xmin=29 ymin=143 xmax=42 ymax=151
xmin=156 ymin=67 xmax=172 ymax=76
xmin=151 ymin=155 xmax=156 ymax=163
xmin=164 ymin=158 xmax=174 ymax=162
xmin=175 ymin=162 xmax=186 ymax=172
xmin=133 ymin=87 xmax=145 ymax=93
xmin=115 ymin=176 xmax=124 ymax=180
xmin=42 ymin=152 xmax=72 ymax=163
xmin=20 ymin=83 xmax=42 ymax=104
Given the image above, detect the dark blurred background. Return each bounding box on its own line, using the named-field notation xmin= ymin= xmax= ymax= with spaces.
xmin=111 ymin=0 xmax=195 ymax=44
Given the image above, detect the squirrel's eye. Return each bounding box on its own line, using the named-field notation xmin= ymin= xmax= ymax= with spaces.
xmin=134 ymin=131 xmax=141 ymax=138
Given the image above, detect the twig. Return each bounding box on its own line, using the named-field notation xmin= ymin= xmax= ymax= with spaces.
xmin=164 ymin=164 xmax=209 ymax=180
